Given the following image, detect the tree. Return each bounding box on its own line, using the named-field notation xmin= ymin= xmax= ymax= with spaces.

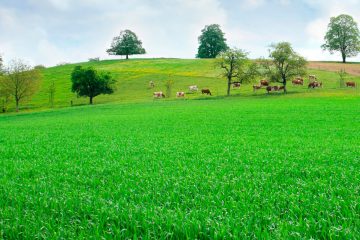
xmin=322 ymin=14 xmax=360 ymax=63
xmin=0 ymin=60 xmax=40 ymax=112
xmin=259 ymin=42 xmax=307 ymax=93
xmin=197 ymin=24 xmax=228 ymax=58
xmin=217 ymin=48 xmax=259 ymax=96
xmin=107 ymin=30 xmax=146 ymax=59
xmin=0 ymin=55 xmax=3 ymax=72
xmin=48 ymin=79 xmax=56 ymax=108
xmin=71 ymin=66 xmax=116 ymax=104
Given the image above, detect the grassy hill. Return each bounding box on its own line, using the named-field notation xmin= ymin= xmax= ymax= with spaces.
xmin=7 ymin=58 xmax=359 ymax=112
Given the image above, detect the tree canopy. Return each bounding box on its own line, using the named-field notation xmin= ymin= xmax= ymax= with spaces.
xmin=259 ymin=42 xmax=307 ymax=93
xmin=107 ymin=30 xmax=146 ymax=59
xmin=197 ymin=24 xmax=228 ymax=58
xmin=71 ymin=66 xmax=116 ymax=104
xmin=322 ymin=14 xmax=360 ymax=63
xmin=217 ymin=48 xmax=259 ymax=96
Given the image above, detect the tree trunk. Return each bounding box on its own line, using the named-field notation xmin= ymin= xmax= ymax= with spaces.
xmin=283 ymin=79 xmax=287 ymax=93
xmin=15 ymin=100 xmax=19 ymax=112
xmin=126 ymin=54 xmax=129 ymax=60
xmin=89 ymin=96 xmax=93 ymax=105
xmin=227 ymin=77 xmax=231 ymax=96
xmin=342 ymin=51 xmax=346 ymax=63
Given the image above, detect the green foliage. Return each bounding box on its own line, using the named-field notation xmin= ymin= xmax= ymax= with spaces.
xmin=0 ymin=60 xmax=41 ymax=112
xmin=0 ymin=97 xmax=359 ymax=239
xmin=107 ymin=30 xmax=146 ymax=59
xmin=259 ymin=42 xmax=307 ymax=92
xmin=322 ymin=14 xmax=360 ymax=63
xmin=217 ymin=48 xmax=259 ymax=95
xmin=34 ymin=65 xmax=46 ymax=70
xmin=71 ymin=66 xmax=116 ymax=104
xmin=196 ymin=24 xmax=228 ymax=58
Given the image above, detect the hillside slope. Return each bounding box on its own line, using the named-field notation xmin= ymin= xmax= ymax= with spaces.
xmin=5 ymin=59 xmax=360 ymax=112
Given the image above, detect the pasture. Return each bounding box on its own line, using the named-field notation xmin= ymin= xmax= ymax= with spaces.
xmin=1 ymin=95 xmax=359 ymax=239
xmin=9 ymin=59 xmax=360 ymax=112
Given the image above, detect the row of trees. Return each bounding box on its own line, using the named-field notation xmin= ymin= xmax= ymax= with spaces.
xmin=217 ymin=42 xmax=307 ymax=96
xmin=107 ymin=14 xmax=360 ymax=63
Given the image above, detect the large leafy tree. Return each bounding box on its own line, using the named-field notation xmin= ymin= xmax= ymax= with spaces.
xmin=322 ymin=14 xmax=360 ymax=63
xmin=259 ymin=42 xmax=307 ymax=93
xmin=107 ymin=30 xmax=146 ymax=60
xmin=71 ymin=66 xmax=116 ymax=104
xmin=0 ymin=59 xmax=41 ymax=112
xmin=217 ymin=48 xmax=259 ymax=96
xmin=197 ymin=24 xmax=228 ymax=58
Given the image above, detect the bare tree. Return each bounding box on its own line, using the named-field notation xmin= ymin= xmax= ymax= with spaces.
xmin=0 ymin=60 xmax=41 ymax=112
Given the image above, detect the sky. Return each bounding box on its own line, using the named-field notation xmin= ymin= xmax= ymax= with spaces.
xmin=1 ymin=0 xmax=360 ymax=66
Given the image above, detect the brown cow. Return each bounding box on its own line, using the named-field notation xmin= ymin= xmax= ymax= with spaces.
xmin=292 ymin=78 xmax=304 ymax=86
xmin=260 ymin=79 xmax=269 ymax=87
xmin=201 ymin=89 xmax=212 ymax=95
xmin=308 ymin=81 xmax=322 ymax=89
xmin=232 ymin=82 xmax=241 ymax=89
xmin=346 ymin=81 xmax=356 ymax=88
xmin=266 ymin=86 xmax=284 ymax=93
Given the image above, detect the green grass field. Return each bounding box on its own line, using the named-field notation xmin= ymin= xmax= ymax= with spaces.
xmin=1 ymin=95 xmax=359 ymax=239
xmin=1 ymin=59 xmax=360 ymax=239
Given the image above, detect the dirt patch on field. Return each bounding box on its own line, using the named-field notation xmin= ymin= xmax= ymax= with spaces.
xmin=308 ymin=62 xmax=360 ymax=76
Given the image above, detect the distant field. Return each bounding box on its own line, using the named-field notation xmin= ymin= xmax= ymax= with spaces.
xmin=308 ymin=61 xmax=360 ymax=76
xmin=2 ymin=59 xmax=359 ymax=112
xmin=1 ymin=96 xmax=359 ymax=239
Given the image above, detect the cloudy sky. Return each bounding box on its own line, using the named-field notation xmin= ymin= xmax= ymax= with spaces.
xmin=1 ymin=0 xmax=360 ymax=66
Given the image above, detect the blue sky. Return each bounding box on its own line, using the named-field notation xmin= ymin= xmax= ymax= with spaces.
xmin=1 ymin=0 xmax=360 ymax=66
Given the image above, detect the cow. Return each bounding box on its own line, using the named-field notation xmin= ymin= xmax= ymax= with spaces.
xmin=201 ymin=89 xmax=212 ymax=95
xmin=253 ymin=85 xmax=262 ymax=92
xmin=346 ymin=81 xmax=356 ymax=88
xmin=266 ymin=86 xmax=284 ymax=93
xmin=260 ymin=79 xmax=269 ymax=87
xmin=153 ymin=92 xmax=165 ymax=98
xmin=308 ymin=81 xmax=322 ymax=89
xmin=232 ymin=82 xmax=241 ymax=89
xmin=176 ymin=92 xmax=185 ymax=97
xmin=292 ymin=78 xmax=304 ymax=86
xmin=309 ymin=75 xmax=317 ymax=82
xmin=149 ymin=81 xmax=155 ymax=88
xmin=189 ymin=85 xmax=198 ymax=92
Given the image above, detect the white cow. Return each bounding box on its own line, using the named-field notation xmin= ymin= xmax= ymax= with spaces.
xmin=189 ymin=85 xmax=198 ymax=92
xmin=153 ymin=92 xmax=165 ymax=98
xmin=176 ymin=92 xmax=185 ymax=97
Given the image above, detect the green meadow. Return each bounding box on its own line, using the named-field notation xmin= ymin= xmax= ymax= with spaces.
xmin=11 ymin=58 xmax=360 ymax=111
xmin=1 ymin=59 xmax=360 ymax=239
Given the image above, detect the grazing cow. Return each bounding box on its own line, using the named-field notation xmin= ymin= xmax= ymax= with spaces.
xmin=292 ymin=78 xmax=304 ymax=86
xmin=308 ymin=81 xmax=322 ymax=89
xmin=189 ymin=85 xmax=198 ymax=92
xmin=260 ymin=79 xmax=269 ymax=87
xmin=176 ymin=92 xmax=185 ymax=97
xmin=266 ymin=86 xmax=284 ymax=93
xmin=253 ymin=85 xmax=262 ymax=92
xmin=201 ymin=89 xmax=212 ymax=95
xmin=153 ymin=91 xmax=165 ymax=98
xmin=232 ymin=82 xmax=241 ymax=89
xmin=149 ymin=81 xmax=155 ymax=88
xmin=309 ymin=75 xmax=317 ymax=82
xmin=346 ymin=81 xmax=356 ymax=88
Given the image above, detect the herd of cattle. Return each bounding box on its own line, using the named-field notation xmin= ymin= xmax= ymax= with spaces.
xmin=151 ymin=75 xmax=357 ymax=98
